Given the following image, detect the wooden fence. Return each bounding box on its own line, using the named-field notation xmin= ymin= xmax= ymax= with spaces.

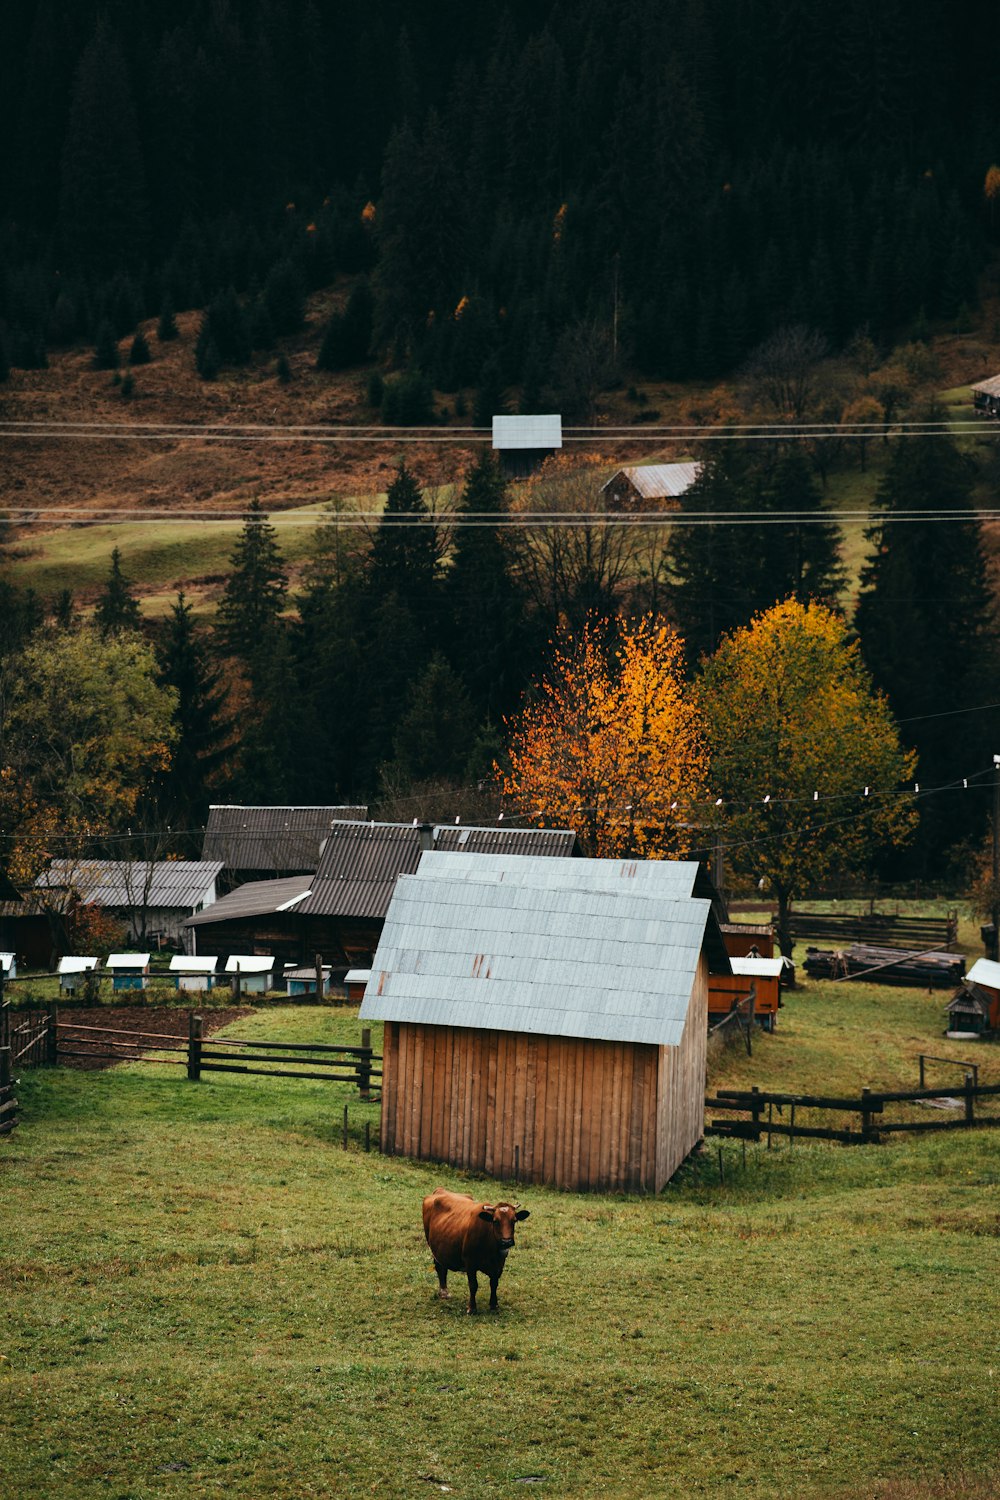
xmin=0 ymin=1004 xmax=381 ymax=1138
xmin=783 ymin=910 xmax=958 ymax=948
xmin=705 ymin=1075 xmax=1000 ymax=1146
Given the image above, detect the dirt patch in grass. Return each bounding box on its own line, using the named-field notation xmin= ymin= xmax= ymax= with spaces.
xmin=55 ymin=1006 xmax=253 ymax=1069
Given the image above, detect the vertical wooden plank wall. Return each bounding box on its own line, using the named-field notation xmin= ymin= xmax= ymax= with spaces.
xmin=654 ymin=952 xmax=709 ymax=1190
xmin=380 ymin=1021 xmax=682 ymax=1191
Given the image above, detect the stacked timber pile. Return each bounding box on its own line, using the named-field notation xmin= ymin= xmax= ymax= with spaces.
xmin=785 ymin=910 xmax=958 ymax=948
xmin=803 ymin=944 xmax=966 ymax=989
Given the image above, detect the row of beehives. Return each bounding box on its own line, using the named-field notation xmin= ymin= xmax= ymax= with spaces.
xmin=55 ymin=953 xmax=372 ymax=997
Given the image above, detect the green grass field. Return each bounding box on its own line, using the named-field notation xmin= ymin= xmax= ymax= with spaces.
xmin=3 ymin=989 xmax=999 ymax=1500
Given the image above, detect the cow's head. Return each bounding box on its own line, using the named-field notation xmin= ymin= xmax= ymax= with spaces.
xmin=478 ymin=1201 xmax=529 ymax=1255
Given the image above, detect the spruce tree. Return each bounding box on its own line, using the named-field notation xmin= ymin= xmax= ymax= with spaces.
xmin=92 ymin=321 xmax=119 ymax=370
xmin=367 ymin=462 xmax=440 ymax=606
xmin=129 ymin=330 xmax=151 ymax=365
xmin=156 ymin=592 xmax=233 ymax=834
xmin=444 ymin=450 xmax=526 ymax=720
xmin=216 ymin=499 xmax=288 ymax=679
xmin=94 ymin=548 xmax=142 ymax=636
xmin=855 ymin=427 xmax=998 ymax=865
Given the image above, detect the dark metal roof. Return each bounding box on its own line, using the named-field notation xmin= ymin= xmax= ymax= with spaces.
xmin=186 ymin=874 xmax=313 ymax=926
xmin=298 ymin=821 xmax=581 ymax=920
xmin=36 ymin=859 xmax=223 ymax=910
xmin=201 ymin=805 xmax=368 ymax=872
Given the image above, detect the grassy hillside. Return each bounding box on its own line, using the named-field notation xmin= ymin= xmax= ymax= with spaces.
xmin=3 ymin=991 xmax=998 ymax=1499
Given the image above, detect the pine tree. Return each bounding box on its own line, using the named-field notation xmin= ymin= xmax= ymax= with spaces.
xmin=855 ymin=426 xmax=998 ymax=866
xmin=129 ymin=331 xmax=151 ymax=365
xmin=92 ymin=321 xmax=120 ymax=370
xmin=94 ymin=548 xmax=142 ymax=636
xmin=444 ymin=451 xmax=526 ymax=720
xmin=52 ymin=589 xmax=78 ymax=630
xmin=367 ymin=462 xmax=440 ymax=605
xmin=156 ymin=592 xmax=233 ymax=835
xmin=387 ymin=653 xmax=478 ymax=784
xmin=216 ymin=499 xmax=288 ymax=678
xmin=156 ymin=300 xmax=179 ymax=342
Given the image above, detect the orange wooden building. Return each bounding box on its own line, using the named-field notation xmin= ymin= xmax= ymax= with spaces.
xmin=708 ymin=956 xmax=784 ymax=1031
xmin=360 ymin=853 xmax=731 ymax=1192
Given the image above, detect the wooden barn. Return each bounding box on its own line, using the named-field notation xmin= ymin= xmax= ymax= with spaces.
xmin=600 ymin=462 xmax=702 ymax=511
xmin=35 ymin=859 xmax=223 ymax=951
xmin=972 ymin=374 xmax=1000 ymax=417
xmin=360 ymin=852 xmax=731 ymax=1192
xmin=201 ymin=804 xmax=368 ymax=892
xmin=187 ymin=820 xmax=580 ymax=969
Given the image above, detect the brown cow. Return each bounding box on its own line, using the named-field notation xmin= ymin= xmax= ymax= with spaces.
xmin=422 ymin=1188 xmax=530 ymax=1314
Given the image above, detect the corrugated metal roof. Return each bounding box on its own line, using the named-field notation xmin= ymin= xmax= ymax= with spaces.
xmin=492 ymin=414 xmax=562 ymax=451
xmin=36 ymin=860 xmax=222 ymax=909
xmin=186 ymin=874 xmax=313 ymax=927
xmin=360 ymin=855 xmax=728 ymax=1047
xmin=601 ymin=463 xmax=702 ymax=502
xmin=299 ymin=822 xmax=580 ymax=920
xmin=972 ymin=375 xmax=1000 ymax=398
xmin=202 ymin=805 xmax=368 ymax=872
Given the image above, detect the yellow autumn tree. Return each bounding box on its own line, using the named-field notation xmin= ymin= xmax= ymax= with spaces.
xmin=503 ymin=616 xmax=710 ymax=858
xmin=698 ymin=599 xmax=917 ymax=953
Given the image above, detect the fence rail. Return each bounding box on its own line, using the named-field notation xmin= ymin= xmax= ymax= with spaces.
xmin=783 ymin=910 xmax=958 ymax=948
xmin=705 ymin=1075 xmax=1000 ymax=1146
xmin=0 ymin=1003 xmax=381 ymax=1137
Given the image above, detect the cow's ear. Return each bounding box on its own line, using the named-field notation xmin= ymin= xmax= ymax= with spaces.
xmin=478 ymin=1208 xmax=495 ymax=1221
xmin=515 ymin=1209 xmax=530 ymax=1222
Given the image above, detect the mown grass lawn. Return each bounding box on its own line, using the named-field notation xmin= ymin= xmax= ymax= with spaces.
xmin=2 ymin=999 xmax=999 ymax=1500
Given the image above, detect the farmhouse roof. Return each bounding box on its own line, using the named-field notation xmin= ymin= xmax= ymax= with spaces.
xmin=601 ymin=463 xmax=702 ymax=503
xmin=35 ymin=859 xmax=223 ymax=910
xmin=360 ymin=853 xmax=730 ymax=1047
xmin=971 ymin=374 xmax=1000 ymax=398
xmin=201 ymin=805 xmax=368 ymax=872
xmin=491 ymin=414 xmax=562 ymax=451
xmin=185 ymin=874 xmax=313 ymax=927
xmin=297 ymin=821 xmax=581 ymax=921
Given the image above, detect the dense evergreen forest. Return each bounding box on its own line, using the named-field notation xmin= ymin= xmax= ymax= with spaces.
xmin=2 ymin=0 xmax=1000 ymax=386
xmin=3 ymin=0 xmax=1000 ymax=894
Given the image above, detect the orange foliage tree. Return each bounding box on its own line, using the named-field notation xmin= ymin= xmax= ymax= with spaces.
xmin=503 ymin=616 xmax=710 ymax=858
xmin=698 ymin=599 xmax=917 ymax=953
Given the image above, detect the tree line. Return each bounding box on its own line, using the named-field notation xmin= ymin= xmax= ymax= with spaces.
xmin=1 ymin=0 xmax=998 ymax=395
xmin=2 ymin=431 xmax=997 ymax=894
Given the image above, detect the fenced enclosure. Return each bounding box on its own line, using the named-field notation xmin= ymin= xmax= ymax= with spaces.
xmin=705 ymin=1074 xmax=1000 ymax=1146
xmin=783 ymin=909 xmax=959 ymax=948
xmin=0 ymin=1001 xmax=381 ymax=1134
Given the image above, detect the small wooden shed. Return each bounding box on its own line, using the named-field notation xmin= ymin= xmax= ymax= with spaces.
xmin=720 ymin=921 xmax=775 ymax=961
xmin=169 ymin=955 xmax=218 ymax=992
xmin=361 ymin=852 xmax=730 ymax=1192
xmin=709 ymin=956 xmax=784 ymax=1031
xmin=344 ymin=968 xmax=371 ymax=1002
xmin=106 ymin=953 xmax=150 ymax=991
xmin=491 ymin=414 xmax=562 ymax=478
xmin=224 ymin=955 xmax=275 ymax=994
xmin=972 ymin=375 xmax=1000 ymax=417
xmin=946 ymin=958 xmax=1000 ymax=1036
xmin=600 ymin=462 xmax=702 ymax=510
xmin=57 ymin=956 xmax=99 ymax=996
xmin=284 ymin=964 xmax=333 ymax=996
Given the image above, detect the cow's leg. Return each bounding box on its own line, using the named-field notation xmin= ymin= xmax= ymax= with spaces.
xmin=466 ymin=1270 xmax=479 ymax=1314
xmin=433 ymin=1261 xmax=450 ymax=1299
xmin=488 ymin=1273 xmax=502 ymax=1311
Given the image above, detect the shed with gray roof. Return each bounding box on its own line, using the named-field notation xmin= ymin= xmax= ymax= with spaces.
xmin=361 ymin=852 xmax=730 ymax=1192
xmin=35 ymin=859 xmax=223 ymax=951
xmin=600 ymin=462 xmax=702 ymax=510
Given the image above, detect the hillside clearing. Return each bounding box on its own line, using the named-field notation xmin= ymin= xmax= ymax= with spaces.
xmin=2 ymin=990 xmax=998 ymax=1499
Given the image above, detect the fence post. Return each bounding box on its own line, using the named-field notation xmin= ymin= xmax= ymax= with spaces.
xmin=965 ymin=1072 xmax=975 ymax=1127
xmin=187 ymin=1012 xmax=203 ymax=1081
xmin=342 ymin=1103 xmax=348 ymax=1150
xmin=0 ymin=1043 xmax=10 ymax=1092
xmin=315 ymin=953 xmax=324 ymax=1001
xmin=232 ymin=964 xmax=241 ymax=1004
xmin=46 ymin=1004 xmax=58 ymax=1066
xmin=861 ymin=1087 xmax=873 ymax=1143
xmin=919 ymin=1054 xmax=925 ymax=1089
xmin=358 ymin=1026 xmax=372 ymax=1100
xmin=750 ymin=1085 xmax=761 ymax=1141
